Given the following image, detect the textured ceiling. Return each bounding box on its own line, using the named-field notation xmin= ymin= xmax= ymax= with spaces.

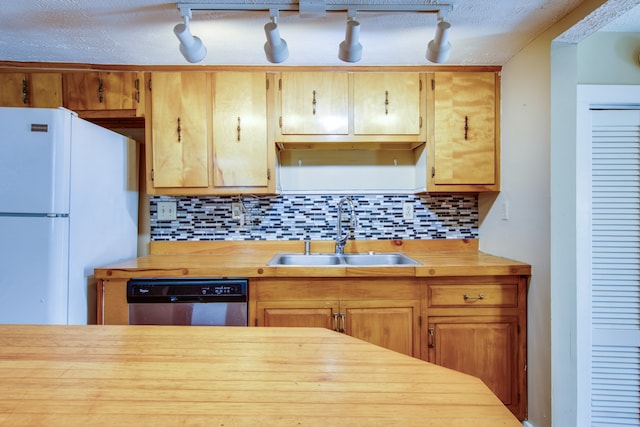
xmin=0 ymin=0 xmax=638 ymax=66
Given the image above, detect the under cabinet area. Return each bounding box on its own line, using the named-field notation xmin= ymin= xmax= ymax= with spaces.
xmin=250 ymin=277 xmax=421 ymax=358
xmin=422 ymin=275 xmax=528 ymax=420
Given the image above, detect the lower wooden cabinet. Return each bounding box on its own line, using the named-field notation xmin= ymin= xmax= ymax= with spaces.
xmin=251 ymin=278 xmax=421 ymax=358
xmin=97 ymin=279 xmax=129 ymax=325
xmin=423 ymin=275 xmax=528 ymax=421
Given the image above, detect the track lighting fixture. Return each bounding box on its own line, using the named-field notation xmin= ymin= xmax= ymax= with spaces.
xmin=426 ymin=20 xmax=452 ymax=63
xmin=264 ymin=12 xmax=289 ymax=64
xmin=338 ymin=15 xmax=362 ymax=63
xmin=174 ymin=2 xmax=453 ymax=64
xmin=174 ymin=15 xmax=207 ymax=63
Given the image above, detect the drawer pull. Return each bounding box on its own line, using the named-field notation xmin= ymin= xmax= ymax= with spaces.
xmin=463 ymin=293 xmax=484 ymax=301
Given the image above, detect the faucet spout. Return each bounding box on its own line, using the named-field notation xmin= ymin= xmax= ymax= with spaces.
xmin=335 ymin=197 xmax=356 ymax=254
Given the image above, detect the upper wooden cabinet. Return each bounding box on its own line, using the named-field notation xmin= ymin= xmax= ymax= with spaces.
xmin=353 ymin=73 xmax=422 ymax=136
xmin=426 ymin=72 xmax=500 ymax=192
xmin=62 ymin=71 xmax=143 ymax=118
xmin=145 ymin=71 xmax=276 ymax=196
xmin=0 ymin=72 xmax=62 ymax=108
xmin=277 ymin=72 xmax=426 ymax=148
xmin=147 ymin=72 xmax=210 ymax=190
xmin=280 ymin=72 xmax=348 ymax=135
xmin=212 ymin=72 xmax=271 ymax=190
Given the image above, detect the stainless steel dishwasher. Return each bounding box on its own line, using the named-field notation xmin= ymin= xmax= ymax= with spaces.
xmin=126 ymin=278 xmax=248 ymax=326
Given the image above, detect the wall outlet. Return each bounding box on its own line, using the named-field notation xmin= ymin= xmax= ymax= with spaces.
xmin=231 ymin=202 xmax=243 ymax=220
xmin=402 ymin=202 xmax=414 ymax=221
xmin=157 ymin=201 xmax=177 ymax=221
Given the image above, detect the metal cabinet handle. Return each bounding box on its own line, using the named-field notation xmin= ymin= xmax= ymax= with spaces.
xmin=22 ymin=79 xmax=28 ymax=104
xmin=339 ymin=312 xmax=346 ymax=333
xmin=98 ymin=76 xmax=104 ymax=103
xmin=332 ymin=313 xmax=339 ymax=332
xmin=463 ymin=293 xmax=484 ymax=301
xmin=464 ymin=115 xmax=469 ymax=140
xmin=134 ymin=78 xmax=140 ymax=103
xmin=384 ymin=90 xmax=389 ymax=115
xmin=177 ymin=117 xmax=182 ymax=142
xmin=312 ymin=90 xmax=317 ymax=115
xmin=428 ymin=327 xmax=434 ymax=348
xmin=237 ymin=117 xmax=241 ymax=142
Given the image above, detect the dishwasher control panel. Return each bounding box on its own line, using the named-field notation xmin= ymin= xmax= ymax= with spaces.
xmin=127 ymin=278 xmax=248 ymax=303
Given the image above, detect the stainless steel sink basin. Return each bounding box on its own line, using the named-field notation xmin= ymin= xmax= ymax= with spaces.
xmin=268 ymin=254 xmax=344 ymax=266
xmin=267 ymin=252 xmax=420 ymax=267
xmin=342 ymin=253 xmax=420 ymax=266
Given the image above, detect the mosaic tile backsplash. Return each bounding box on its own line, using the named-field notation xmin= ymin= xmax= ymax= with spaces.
xmin=150 ymin=194 xmax=478 ymax=241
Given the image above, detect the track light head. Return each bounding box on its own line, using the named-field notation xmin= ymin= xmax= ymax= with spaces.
xmin=426 ymin=20 xmax=451 ymax=63
xmin=338 ymin=19 xmax=362 ymax=63
xmin=264 ymin=21 xmax=289 ymax=63
xmin=174 ymin=18 xmax=207 ymax=63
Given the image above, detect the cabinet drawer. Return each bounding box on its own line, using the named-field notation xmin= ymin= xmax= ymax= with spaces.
xmin=428 ymin=284 xmax=518 ymax=308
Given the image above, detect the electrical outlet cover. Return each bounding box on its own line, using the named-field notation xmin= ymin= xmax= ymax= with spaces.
xmin=157 ymin=201 xmax=177 ymax=221
xmin=402 ymin=202 xmax=414 ymax=221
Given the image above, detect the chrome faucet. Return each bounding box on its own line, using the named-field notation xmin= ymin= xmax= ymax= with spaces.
xmin=335 ymin=196 xmax=357 ymax=254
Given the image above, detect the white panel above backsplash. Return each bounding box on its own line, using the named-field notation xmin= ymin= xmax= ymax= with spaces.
xmin=278 ymin=150 xmax=419 ymax=194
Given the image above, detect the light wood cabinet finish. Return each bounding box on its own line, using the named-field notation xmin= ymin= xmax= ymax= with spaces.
xmin=0 ymin=72 xmax=62 ymax=107
xmin=251 ymin=278 xmax=421 ymax=358
xmin=147 ymin=72 xmax=209 ymax=189
xmin=353 ymin=72 xmax=422 ymax=135
xmin=427 ymin=71 xmax=500 ymax=192
xmin=277 ymin=72 xmax=425 ymax=148
xmin=96 ymin=278 xmax=128 ymax=325
xmin=212 ymin=72 xmax=271 ymax=189
xmin=423 ymin=275 xmax=527 ymax=420
xmin=280 ymin=71 xmax=349 ymax=135
xmin=146 ymin=71 xmax=275 ymax=195
xmin=63 ymin=71 xmax=141 ymax=117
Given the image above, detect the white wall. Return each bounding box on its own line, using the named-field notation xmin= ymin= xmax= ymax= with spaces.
xmin=477 ymin=1 xmax=639 ymax=426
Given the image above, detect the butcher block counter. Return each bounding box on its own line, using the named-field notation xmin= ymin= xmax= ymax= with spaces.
xmin=0 ymin=325 xmax=521 ymax=426
xmin=95 ymin=239 xmax=531 ymax=279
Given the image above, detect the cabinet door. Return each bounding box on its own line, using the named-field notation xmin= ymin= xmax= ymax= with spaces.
xmin=432 ymin=72 xmax=496 ymax=185
xmin=149 ymin=72 xmax=209 ymax=188
xmin=342 ymin=299 xmax=420 ymax=357
xmin=63 ymin=71 xmax=138 ymax=111
xmin=428 ymin=316 xmax=519 ymax=414
xmin=255 ymin=300 xmax=338 ymax=329
xmin=353 ymin=73 xmax=421 ymax=135
xmin=280 ymin=72 xmax=348 ymax=135
xmin=0 ymin=73 xmax=28 ymax=106
xmin=212 ymin=72 xmax=269 ymax=188
xmin=0 ymin=73 xmax=63 ymax=108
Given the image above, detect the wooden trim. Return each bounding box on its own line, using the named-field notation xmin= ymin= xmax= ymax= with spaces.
xmin=0 ymin=61 xmax=502 ymax=73
xmin=149 ymin=238 xmax=480 ymax=255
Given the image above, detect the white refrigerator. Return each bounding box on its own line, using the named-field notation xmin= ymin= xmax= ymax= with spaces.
xmin=0 ymin=107 xmax=138 ymax=325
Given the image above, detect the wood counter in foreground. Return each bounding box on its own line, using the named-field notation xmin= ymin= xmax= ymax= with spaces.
xmin=0 ymin=325 xmax=521 ymax=427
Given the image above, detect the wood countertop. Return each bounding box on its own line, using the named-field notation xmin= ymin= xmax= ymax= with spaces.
xmin=95 ymin=239 xmax=531 ymax=279
xmin=0 ymin=325 xmax=521 ymax=426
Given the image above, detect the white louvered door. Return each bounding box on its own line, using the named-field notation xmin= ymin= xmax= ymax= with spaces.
xmin=590 ymin=109 xmax=640 ymax=426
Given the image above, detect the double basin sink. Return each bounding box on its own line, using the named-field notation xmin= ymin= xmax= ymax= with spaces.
xmin=268 ymin=252 xmax=421 ymax=267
